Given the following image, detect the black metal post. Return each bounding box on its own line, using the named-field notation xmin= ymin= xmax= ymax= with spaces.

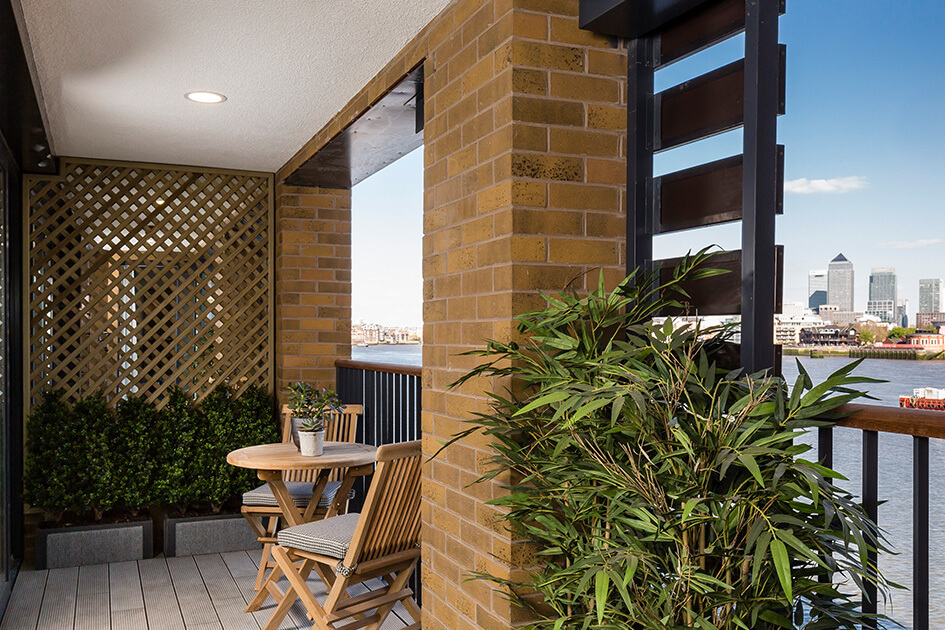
xmin=914 ymin=436 xmax=929 ymax=630
xmin=862 ymin=430 xmax=878 ymax=626
xmin=740 ymin=0 xmax=780 ymax=372
xmin=626 ymin=37 xmax=656 ymax=277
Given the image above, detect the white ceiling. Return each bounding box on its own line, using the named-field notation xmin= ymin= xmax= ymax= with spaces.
xmin=16 ymin=0 xmax=451 ymax=173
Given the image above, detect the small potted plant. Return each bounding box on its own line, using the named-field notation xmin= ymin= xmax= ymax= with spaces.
xmin=284 ymin=383 xmax=341 ymax=456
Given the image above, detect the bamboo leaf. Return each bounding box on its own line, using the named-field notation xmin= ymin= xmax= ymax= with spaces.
xmin=770 ymin=538 xmax=792 ymax=601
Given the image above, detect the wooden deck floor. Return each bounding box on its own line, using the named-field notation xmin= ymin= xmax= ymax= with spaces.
xmin=0 ymin=551 xmax=413 ymax=630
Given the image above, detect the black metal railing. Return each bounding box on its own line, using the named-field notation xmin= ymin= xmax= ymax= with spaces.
xmin=817 ymin=404 xmax=942 ymax=630
xmin=335 ymin=357 xmax=423 ymax=606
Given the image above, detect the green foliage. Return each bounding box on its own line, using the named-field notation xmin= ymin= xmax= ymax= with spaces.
xmin=26 ymin=385 xmax=278 ymax=520
xmin=284 ymin=382 xmax=341 ymax=430
xmin=859 ymin=330 xmax=875 ymax=344
xmin=449 ymin=250 xmax=898 ymax=630
xmin=25 ymin=390 xmax=115 ymax=519
xmin=113 ymin=395 xmax=160 ymax=512
xmin=887 ymin=327 xmax=915 ymax=339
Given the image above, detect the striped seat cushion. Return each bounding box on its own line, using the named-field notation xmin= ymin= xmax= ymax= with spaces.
xmin=278 ymin=512 xmax=360 ymax=559
xmin=242 ymin=481 xmax=354 ymax=508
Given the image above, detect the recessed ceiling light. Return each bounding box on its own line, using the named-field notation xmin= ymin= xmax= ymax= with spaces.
xmin=156 ymin=199 xmax=166 ymax=205
xmin=185 ymin=91 xmax=227 ymax=104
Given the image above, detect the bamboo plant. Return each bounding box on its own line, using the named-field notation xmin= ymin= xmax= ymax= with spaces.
xmin=449 ymin=249 xmax=898 ymax=630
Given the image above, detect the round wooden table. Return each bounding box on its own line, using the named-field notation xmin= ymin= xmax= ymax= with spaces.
xmin=227 ymin=441 xmax=376 ymax=527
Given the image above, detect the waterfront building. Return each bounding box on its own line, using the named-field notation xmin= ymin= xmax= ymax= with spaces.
xmin=799 ymin=325 xmax=859 ymax=346
xmin=919 ymin=278 xmax=943 ymax=313
xmin=808 ymin=270 xmax=828 ymax=311
xmin=774 ymin=313 xmax=824 ymax=345
xmin=903 ymin=333 xmax=945 ymax=351
xmin=827 ymin=254 xmax=854 ymax=312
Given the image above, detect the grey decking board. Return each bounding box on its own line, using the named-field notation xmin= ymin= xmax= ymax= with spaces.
xmin=137 ymin=558 xmax=185 ymax=630
xmin=165 ymin=556 xmax=221 ymax=628
xmin=0 ymin=570 xmax=48 ymax=630
xmin=36 ymin=567 xmax=78 ymax=630
xmin=110 ymin=608 xmax=149 ymax=630
xmin=75 ymin=564 xmax=110 ymax=630
xmin=108 ymin=561 xmax=144 ymax=612
xmin=193 ymin=554 xmax=259 ymax=630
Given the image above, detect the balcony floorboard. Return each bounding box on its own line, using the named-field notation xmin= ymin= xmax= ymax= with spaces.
xmin=1 ymin=551 xmax=411 ymax=630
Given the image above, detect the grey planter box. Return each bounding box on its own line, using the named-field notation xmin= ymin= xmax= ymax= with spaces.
xmin=164 ymin=513 xmax=259 ymax=557
xmin=36 ymin=519 xmax=153 ymax=569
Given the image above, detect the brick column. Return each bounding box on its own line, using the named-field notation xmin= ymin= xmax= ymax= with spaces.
xmin=273 ymin=184 xmax=352 ymax=392
xmin=420 ymin=2 xmax=627 ymax=628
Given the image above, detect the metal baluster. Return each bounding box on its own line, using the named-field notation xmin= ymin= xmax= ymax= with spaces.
xmin=914 ymin=436 xmax=929 ymax=630
xmin=862 ymin=430 xmax=878 ymax=627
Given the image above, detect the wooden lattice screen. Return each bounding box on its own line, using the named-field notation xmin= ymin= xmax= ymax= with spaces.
xmin=26 ymin=158 xmax=274 ymax=407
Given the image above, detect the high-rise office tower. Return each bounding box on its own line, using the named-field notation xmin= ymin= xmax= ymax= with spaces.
xmin=868 ymin=267 xmax=897 ymax=323
xmin=869 ymin=267 xmax=897 ymax=302
xmin=827 ymin=254 xmax=854 ymax=312
xmin=919 ymin=278 xmax=943 ymax=313
xmin=808 ymin=270 xmax=827 ymax=311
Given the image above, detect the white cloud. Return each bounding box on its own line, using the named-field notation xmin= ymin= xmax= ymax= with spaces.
xmin=784 ymin=176 xmax=868 ymax=194
xmin=877 ymin=238 xmax=945 ymax=250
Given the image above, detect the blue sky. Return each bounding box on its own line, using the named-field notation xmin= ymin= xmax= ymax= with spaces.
xmin=351 ymin=148 xmax=423 ymax=327
xmin=353 ymin=1 xmax=945 ymax=327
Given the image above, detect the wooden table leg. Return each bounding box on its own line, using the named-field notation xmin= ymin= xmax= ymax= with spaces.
xmin=257 ymin=470 xmax=304 ymax=527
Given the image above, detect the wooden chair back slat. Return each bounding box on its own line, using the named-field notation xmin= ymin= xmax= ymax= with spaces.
xmin=280 ymin=404 xmax=362 ymax=483
xmin=343 ymin=440 xmax=422 ymax=567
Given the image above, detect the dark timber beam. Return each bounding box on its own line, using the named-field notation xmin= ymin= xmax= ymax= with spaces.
xmin=740 ymin=0 xmax=780 ymax=373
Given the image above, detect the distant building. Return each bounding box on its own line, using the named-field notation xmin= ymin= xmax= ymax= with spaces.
xmin=897 ymin=300 xmax=908 ymax=328
xmin=867 ymin=268 xmax=896 ymax=322
xmin=866 ymin=299 xmax=896 ymax=324
xmin=774 ymin=313 xmax=824 ymax=345
xmin=903 ymin=333 xmax=945 ymax=351
xmin=827 ymin=254 xmax=854 ymax=312
xmin=916 ymin=312 xmax=945 ymax=330
xmin=799 ymin=325 xmax=858 ymax=346
xmin=919 ymin=278 xmax=943 ymax=313
xmin=818 ymin=306 xmax=863 ymax=326
xmin=778 ymin=301 xmax=807 ymax=319
xmin=808 ymin=270 xmax=828 ymax=311
xmin=869 ymin=267 xmax=896 ymax=302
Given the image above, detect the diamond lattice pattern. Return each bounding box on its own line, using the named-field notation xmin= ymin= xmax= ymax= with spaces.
xmin=28 ymin=160 xmax=272 ymax=406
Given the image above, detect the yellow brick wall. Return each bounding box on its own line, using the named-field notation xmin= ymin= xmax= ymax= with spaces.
xmin=275 ymin=0 xmax=627 ymax=627
xmin=273 ymin=184 xmax=352 ymax=392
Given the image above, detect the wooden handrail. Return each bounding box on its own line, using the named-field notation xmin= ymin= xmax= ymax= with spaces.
xmin=335 ymin=358 xmax=422 ymax=377
xmin=836 ymin=403 xmax=945 ymax=440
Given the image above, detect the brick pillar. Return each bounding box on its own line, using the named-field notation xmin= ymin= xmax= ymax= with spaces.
xmin=273 ymin=184 xmax=352 ymax=392
xmin=421 ymin=1 xmax=627 ymax=628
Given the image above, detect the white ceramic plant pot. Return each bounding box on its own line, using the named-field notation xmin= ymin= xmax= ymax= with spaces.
xmin=298 ymin=430 xmax=324 ymax=457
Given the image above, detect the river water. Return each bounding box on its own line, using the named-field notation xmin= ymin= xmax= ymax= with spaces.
xmin=354 ymin=347 xmax=942 ymax=626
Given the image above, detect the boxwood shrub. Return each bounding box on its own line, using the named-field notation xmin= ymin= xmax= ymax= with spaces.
xmin=25 ymin=384 xmax=278 ymax=522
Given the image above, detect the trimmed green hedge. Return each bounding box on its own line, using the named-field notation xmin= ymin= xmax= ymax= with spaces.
xmin=25 ymin=385 xmax=278 ymax=520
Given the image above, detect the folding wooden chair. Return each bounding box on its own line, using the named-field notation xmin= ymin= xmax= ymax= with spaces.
xmin=249 ymin=440 xmax=422 ymax=630
xmin=241 ymin=403 xmax=362 ymax=590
